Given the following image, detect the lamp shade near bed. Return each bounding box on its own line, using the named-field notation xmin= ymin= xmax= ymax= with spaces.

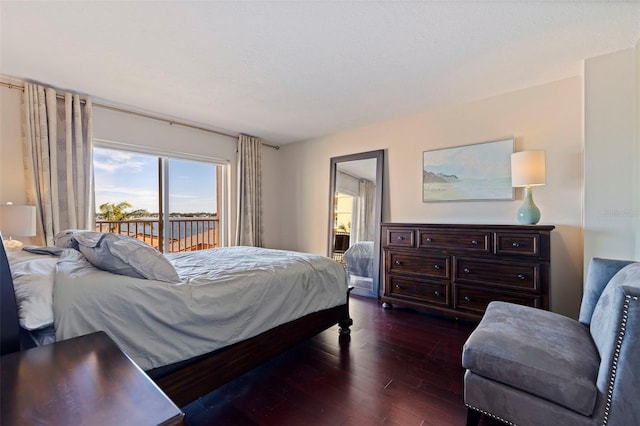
xmin=511 ymin=150 xmax=546 ymax=225
xmin=0 ymin=203 xmax=36 ymax=250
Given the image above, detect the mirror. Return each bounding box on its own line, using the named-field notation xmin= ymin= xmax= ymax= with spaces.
xmin=328 ymin=150 xmax=384 ymax=298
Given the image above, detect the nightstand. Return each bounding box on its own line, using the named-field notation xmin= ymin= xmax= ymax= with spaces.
xmin=1 ymin=331 xmax=184 ymax=425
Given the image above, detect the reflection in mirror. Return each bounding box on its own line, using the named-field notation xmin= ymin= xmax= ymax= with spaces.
xmin=328 ymin=150 xmax=383 ymax=298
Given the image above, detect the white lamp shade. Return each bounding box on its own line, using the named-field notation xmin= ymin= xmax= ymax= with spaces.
xmin=0 ymin=205 xmax=36 ymax=237
xmin=511 ymin=150 xmax=546 ymax=187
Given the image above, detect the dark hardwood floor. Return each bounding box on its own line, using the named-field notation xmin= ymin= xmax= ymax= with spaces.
xmin=182 ymin=296 xmax=502 ymax=426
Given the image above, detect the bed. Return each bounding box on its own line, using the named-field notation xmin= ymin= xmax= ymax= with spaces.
xmin=0 ymin=232 xmax=352 ymax=406
xmin=343 ymin=241 xmax=374 ymax=279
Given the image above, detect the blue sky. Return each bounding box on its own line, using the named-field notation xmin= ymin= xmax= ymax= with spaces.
xmin=93 ymin=147 xmax=217 ymax=214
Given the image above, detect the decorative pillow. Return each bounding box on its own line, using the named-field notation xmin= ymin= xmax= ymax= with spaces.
xmin=53 ymin=229 xmax=84 ymax=250
xmin=74 ymin=232 xmax=180 ymax=283
xmin=7 ymin=250 xmax=59 ymax=330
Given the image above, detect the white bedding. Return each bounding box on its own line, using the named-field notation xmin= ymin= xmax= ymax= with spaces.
xmin=7 ymin=250 xmax=63 ymax=330
xmin=344 ymin=241 xmax=374 ymax=279
xmin=53 ymin=246 xmax=347 ymax=371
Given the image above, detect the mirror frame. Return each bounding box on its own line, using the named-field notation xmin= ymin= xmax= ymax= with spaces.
xmin=328 ymin=149 xmax=384 ymax=298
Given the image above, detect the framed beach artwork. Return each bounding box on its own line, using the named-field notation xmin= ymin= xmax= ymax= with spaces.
xmin=423 ymin=138 xmax=514 ymax=202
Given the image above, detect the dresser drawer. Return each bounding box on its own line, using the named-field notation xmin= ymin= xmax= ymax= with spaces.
xmin=455 ymin=258 xmax=539 ymax=291
xmin=495 ymin=233 xmax=540 ymax=257
xmin=417 ymin=230 xmax=491 ymax=253
xmin=454 ymin=285 xmax=541 ymax=314
xmin=388 ymin=276 xmax=450 ymax=306
xmin=387 ymin=251 xmax=450 ymax=279
xmin=384 ymin=228 xmax=415 ymax=248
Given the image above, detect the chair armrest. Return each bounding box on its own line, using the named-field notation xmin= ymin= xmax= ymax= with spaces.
xmin=579 ymin=258 xmax=635 ymax=325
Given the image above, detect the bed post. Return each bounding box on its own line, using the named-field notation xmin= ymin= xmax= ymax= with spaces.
xmin=338 ymin=286 xmax=354 ymax=337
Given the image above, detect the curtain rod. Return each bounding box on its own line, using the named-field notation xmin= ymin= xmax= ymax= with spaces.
xmin=0 ymin=81 xmax=280 ymax=150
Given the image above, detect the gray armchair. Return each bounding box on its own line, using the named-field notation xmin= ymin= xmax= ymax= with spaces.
xmin=462 ymin=258 xmax=640 ymax=426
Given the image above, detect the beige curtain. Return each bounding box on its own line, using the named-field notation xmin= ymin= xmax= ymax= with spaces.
xmin=235 ymin=134 xmax=263 ymax=247
xmin=22 ymin=83 xmax=94 ymax=246
xmin=352 ymin=179 xmax=375 ymax=242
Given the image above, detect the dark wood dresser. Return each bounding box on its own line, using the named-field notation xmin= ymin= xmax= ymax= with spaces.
xmin=381 ymin=223 xmax=554 ymax=321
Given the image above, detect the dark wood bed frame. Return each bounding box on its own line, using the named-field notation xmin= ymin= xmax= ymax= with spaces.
xmin=0 ymin=237 xmax=353 ymax=407
xmin=156 ymin=300 xmax=352 ymax=406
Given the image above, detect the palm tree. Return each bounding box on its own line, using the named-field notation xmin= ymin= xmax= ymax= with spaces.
xmin=129 ymin=209 xmax=150 ymax=218
xmin=99 ymin=201 xmax=132 ymax=232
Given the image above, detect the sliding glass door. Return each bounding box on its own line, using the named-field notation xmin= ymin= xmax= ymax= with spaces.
xmin=94 ymin=146 xmax=224 ymax=252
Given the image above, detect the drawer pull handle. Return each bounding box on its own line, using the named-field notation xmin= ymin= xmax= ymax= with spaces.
xmin=434 ymin=264 xmax=441 ymax=270
xmin=397 ymin=236 xmax=405 ymax=241
xmin=512 ymin=242 xmax=521 ymax=248
xmin=517 ymin=274 xmax=526 ymax=280
xmin=395 ymin=260 xmax=402 ymax=265
xmin=434 ymin=290 xmax=441 ymax=297
xmin=464 ymin=296 xmax=472 ymax=302
xmin=471 ymin=240 xmax=478 ymax=245
xmin=425 ymin=237 xmax=433 ymax=242
xmin=395 ymin=284 xmax=401 ymax=289
xmin=463 ymin=268 xmax=470 ymax=274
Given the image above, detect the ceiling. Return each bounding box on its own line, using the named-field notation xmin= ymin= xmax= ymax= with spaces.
xmin=338 ymin=158 xmax=378 ymax=182
xmin=1 ymin=2 xmax=639 ymax=145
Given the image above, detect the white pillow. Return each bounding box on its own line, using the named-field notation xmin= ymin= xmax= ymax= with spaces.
xmin=8 ymin=250 xmax=58 ymax=330
xmin=74 ymin=232 xmax=180 ymax=283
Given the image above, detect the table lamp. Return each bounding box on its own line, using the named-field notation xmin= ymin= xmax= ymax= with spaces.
xmin=511 ymin=150 xmax=546 ymax=225
xmin=0 ymin=202 xmax=36 ymax=251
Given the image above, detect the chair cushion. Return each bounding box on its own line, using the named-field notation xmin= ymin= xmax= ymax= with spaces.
xmin=463 ymin=301 xmax=600 ymax=416
xmin=464 ymin=371 xmax=595 ymax=426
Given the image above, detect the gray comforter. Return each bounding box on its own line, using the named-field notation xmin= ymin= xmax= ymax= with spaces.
xmin=53 ymin=246 xmax=347 ymax=370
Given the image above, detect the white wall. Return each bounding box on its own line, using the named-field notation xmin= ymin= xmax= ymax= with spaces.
xmin=584 ymin=47 xmax=639 ymax=267
xmin=272 ymin=77 xmax=584 ymax=318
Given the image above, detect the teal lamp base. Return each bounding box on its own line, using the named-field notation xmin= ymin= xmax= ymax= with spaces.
xmin=517 ymin=186 xmax=541 ymax=225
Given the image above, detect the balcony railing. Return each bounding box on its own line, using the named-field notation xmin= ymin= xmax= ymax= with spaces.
xmin=95 ymin=217 xmax=219 ymax=253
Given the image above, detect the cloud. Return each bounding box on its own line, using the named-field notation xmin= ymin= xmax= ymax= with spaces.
xmin=95 ymin=184 xmax=159 ymax=211
xmin=93 ymin=149 xmax=148 ymax=173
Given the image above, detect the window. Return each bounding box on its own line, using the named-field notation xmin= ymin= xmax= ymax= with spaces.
xmin=332 ymin=192 xmax=353 ymax=263
xmin=93 ymin=146 xmax=225 ymax=253
xmin=334 ymin=192 xmax=353 ymax=235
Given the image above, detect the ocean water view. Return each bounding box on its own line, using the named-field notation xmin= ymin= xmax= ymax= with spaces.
xmin=96 ymin=217 xmax=217 ymax=238
xmin=423 ymin=177 xmax=513 ymax=201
